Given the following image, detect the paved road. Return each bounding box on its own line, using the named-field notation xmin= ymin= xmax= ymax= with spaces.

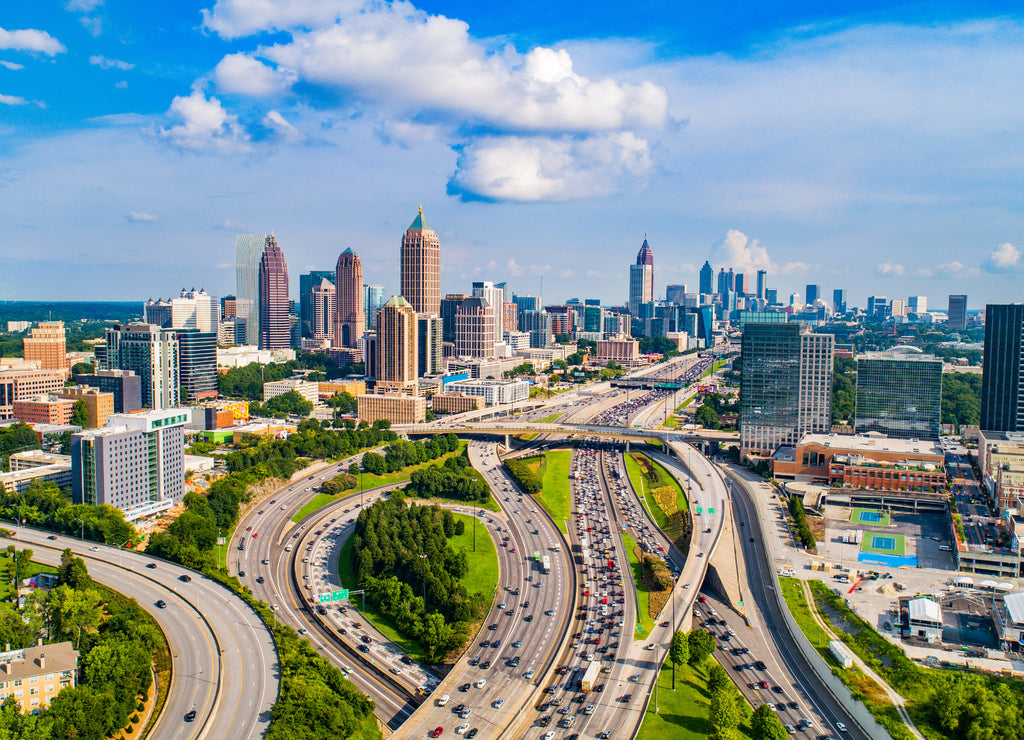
xmin=4 ymin=528 xmax=277 ymax=740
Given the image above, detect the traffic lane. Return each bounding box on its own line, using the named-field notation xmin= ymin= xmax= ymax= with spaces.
xmin=730 ymin=478 xmax=869 ymax=740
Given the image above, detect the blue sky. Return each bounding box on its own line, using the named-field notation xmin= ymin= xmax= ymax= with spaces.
xmin=1 ymin=1 xmax=1022 ymax=311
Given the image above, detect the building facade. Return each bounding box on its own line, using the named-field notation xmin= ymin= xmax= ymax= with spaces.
xmin=981 ymin=304 xmax=1024 ymax=432
xmin=23 ymin=322 xmax=69 ymax=378
xmin=400 ymin=207 xmax=441 ymax=315
xmin=357 ymin=393 xmax=426 ymax=424
xmin=71 ymin=409 xmax=188 ymax=520
xmin=235 ymin=233 xmax=269 ymax=346
xmin=299 ymin=270 xmax=335 ymax=338
xmin=58 ymin=386 xmax=114 ymax=428
xmin=446 ymin=378 xmax=530 ymax=406
xmin=699 ymin=261 xmax=714 ymax=296
xmin=12 ymin=395 xmax=75 ymax=425
xmin=334 ymin=248 xmax=365 ymax=348
xmin=0 ymin=368 xmax=66 ymax=420
xmin=740 ymin=323 xmax=834 ymax=455
xmin=72 ymin=369 xmax=142 ymax=414
xmin=455 ymin=297 xmax=496 ymax=358
xmin=176 ymin=329 xmax=218 ymax=402
xmin=310 ymin=278 xmax=336 ymax=342
xmin=364 ymin=284 xmax=386 ymax=330
xmin=948 ymin=294 xmax=968 ymax=331
xmin=855 ymin=351 xmax=943 ymax=439
xmin=0 ymin=641 xmax=78 ymax=713
xmin=375 ymin=296 xmax=418 ymax=391
xmin=417 ymin=313 xmax=443 ymax=376
xmin=258 ymin=236 xmax=290 ymax=350
xmin=628 ymin=237 xmax=655 ymax=316
xmin=472 ymin=281 xmax=505 ymax=345
xmin=103 ymin=324 xmax=179 ymax=410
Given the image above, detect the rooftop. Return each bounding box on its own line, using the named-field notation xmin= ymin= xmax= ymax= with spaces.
xmin=798 ymin=433 xmax=942 ymax=457
xmin=0 ymin=641 xmax=78 ymax=681
xmin=1004 ymin=592 xmax=1024 ymax=625
xmin=407 ymin=205 xmax=432 ymax=231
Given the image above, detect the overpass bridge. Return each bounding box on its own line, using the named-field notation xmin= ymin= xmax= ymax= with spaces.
xmin=399 ymin=420 xmax=738 ymax=448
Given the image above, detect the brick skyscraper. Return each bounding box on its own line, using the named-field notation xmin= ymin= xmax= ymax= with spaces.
xmin=401 ymin=206 xmax=440 ymax=315
xmin=258 ymin=236 xmax=290 ymax=350
xmin=334 ymin=248 xmax=365 ymax=348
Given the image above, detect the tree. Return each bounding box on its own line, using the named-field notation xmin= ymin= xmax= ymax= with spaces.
xmin=566 ymin=352 xmax=584 ymax=366
xmin=695 ymin=404 xmax=721 ymax=429
xmin=707 ymin=662 xmax=730 ymax=694
xmin=361 ymin=452 xmax=386 ymax=475
xmin=51 ymin=584 xmax=102 ymax=649
xmin=709 ymin=684 xmax=741 ymax=730
xmin=688 ymin=628 xmax=716 ymax=665
xmin=554 ymin=333 xmax=571 ymax=344
xmin=71 ymin=400 xmax=89 ymax=428
xmin=670 ymin=629 xmax=689 ymax=667
xmin=751 ymin=703 xmax=789 ymax=740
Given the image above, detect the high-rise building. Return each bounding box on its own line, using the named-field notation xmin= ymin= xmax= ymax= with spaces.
xmin=805 ymin=284 xmax=821 ymax=306
xmin=364 ymin=284 xmax=386 ymax=329
xmin=235 ymin=234 xmax=269 ymax=346
xmin=221 ymin=295 xmax=237 ymax=320
xmin=176 ymin=329 xmax=218 ymax=403
xmin=833 ymin=289 xmax=847 ymax=315
xmin=981 ymin=304 xmax=1024 ymax=432
xmin=417 ymin=313 xmax=443 ymax=376
xmin=907 ymin=296 xmax=927 ymax=315
xmin=699 ymin=261 xmax=714 ymax=296
xmin=455 ymin=297 xmax=496 ymax=358
xmin=299 ymin=270 xmax=335 ymax=338
xmin=73 ymin=369 xmax=142 ymax=413
xmin=333 ymin=248 xmax=365 ymax=348
xmin=734 ymin=274 xmax=746 ymax=296
xmin=309 ymin=278 xmax=336 ymax=341
xmin=143 ymin=299 xmax=172 ymax=328
xmin=400 ymin=207 xmax=441 ymax=315
xmin=520 ymin=310 xmax=553 ymax=348
xmin=0 ymin=367 xmax=65 ymax=420
xmin=765 ymin=289 xmax=779 ymax=305
xmin=740 ymin=323 xmax=834 ymax=455
xmin=472 ymin=281 xmax=505 ymax=346
xmin=890 ymin=299 xmax=906 ymax=318
xmin=948 ymin=295 xmax=968 ymax=331
xmin=513 ymin=294 xmax=542 ymax=316
xmin=665 ymin=285 xmax=687 ymax=304
xmin=258 ymin=236 xmax=290 ymax=350
xmin=628 ymin=237 xmax=655 ymax=316
xmin=376 ymin=296 xmax=418 ymax=392
xmin=23 ymin=321 xmax=69 ymax=378
xmin=440 ymin=293 xmax=468 ymax=343
xmin=71 ymin=408 xmax=187 ymax=520
xmin=171 ymin=289 xmax=218 ymax=332
xmin=103 ymin=324 xmax=179 ymax=410
xmin=855 ymin=351 xmax=942 ymax=439
xmin=756 ymin=270 xmax=767 ymax=301
xmin=867 ymin=295 xmax=889 ymax=318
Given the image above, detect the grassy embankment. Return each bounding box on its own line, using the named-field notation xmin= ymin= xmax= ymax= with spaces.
xmin=637 ymin=659 xmax=756 ymax=740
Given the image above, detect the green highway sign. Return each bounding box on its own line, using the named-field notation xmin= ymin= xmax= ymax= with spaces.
xmin=708 ymin=508 xmax=715 ymax=514
xmin=696 ymin=507 xmax=702 ymax=515
xmin=319 ymin=589 xmax=349 ymax=603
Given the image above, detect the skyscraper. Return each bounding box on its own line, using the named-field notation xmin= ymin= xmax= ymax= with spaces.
xmin=628 ymin=237 xmax=655 ymax=316
xmin=805 ymin=284 xmax=821 ymax=306
xmin=734 ymin=274 xmax=745 ymax=296
xmin=23 ymin=321 xmax=69 ymax=378
xmin=948 ymin=294 xmax=968 ymax=331
xmin=833 ymin=289 xmax=847 ymax=315
xmin=907 ymin=296 xmax=927 ymax=315
xmin=981 ymin=304 xmax=1024 ymax=432
xmin=867 ymin=295 xmax=889 ymax=318
xmin=417 ymin=313 xmax=443 ymax=376
xmin=401 ymin=207 xmax=441 ymax=315
xmin=699 ymin=261 xmax=714 ymax=296
xmin=756 ymin=270 xmax=767 ymax=301
xmin=855 ymin=351 xmax=942 ymax=439
xmin=364 ymin=284 xmax=386 ymax=329
xmin=176 ymin=328 xmax=218 ymax=402
xmin=472 ymin=281 xmax=505 ymax=347
xmin=258 ymin=236 xmax=290 ymax=350
xmin=455 ymin=297 xmax=496 ymax=358
xmin=665 ymin=285 xmax=688 ymax=304
xmin=104 ymin=324 xmax=179 ymax=410
xmin=334 ymin=248 xmax=365 ymax=348
xmin=311 ymin=278 xmax=336 ymax=341
xmin=740 ymin=323 xmax=834 ymax=455
xmin=299 ymin=270 xmax=335 ymax=338
xmin=235 ymin=234 xmax=269 ymax=346
xmin=376 ymin=296 xmax=418 ymax=392
xmin=440 ymin=293 xmax=468 ymax=343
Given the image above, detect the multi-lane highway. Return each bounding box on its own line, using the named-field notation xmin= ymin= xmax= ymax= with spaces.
xmin=2 ymin=527 xmax=277 ymax=740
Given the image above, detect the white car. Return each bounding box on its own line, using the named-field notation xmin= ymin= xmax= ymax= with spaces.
xmin=836 ymin=721 xmax=847 ymax=733
xmin=455 ymin=723 xmax=470 ymax=735
xmin=474 ymin=679 xmax=486 ymax=689
xmin=492 ymin=698 xmax=504 ymax=708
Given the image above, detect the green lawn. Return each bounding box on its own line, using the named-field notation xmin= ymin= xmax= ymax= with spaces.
xmin=779 ymin=577 xmax=831 ymax=656
xmin=290 ymin=493 xmax=337 ymax=524
xmin=622 ymin=531 xmax=654 ymax=639
xmin=0 ymin=554 xmax=56 ymax=601
xmin=624 ymin=453 xmax=688 ymax=540
xmin=638 ymin=659 xmax=755 ymax=740
xmin=537 ymin=450 xmax=573 ymax=533
xmin=337 ymin=511 xmax=500 ymax=664
xmin=662 ymin=396 xmax=696 ymax=429
xmin=698 ymin=359 xmax=727 ymax=381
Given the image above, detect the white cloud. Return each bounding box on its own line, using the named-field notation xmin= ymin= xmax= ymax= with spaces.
xmin=776 ymin=261 xmax=815 ymax=276
xmin=875 ymin=261 xmax=905 ymax=277
xmin=502 ymin=259 xmax=524 ymax=277
xmin=935 ymin=260 xmax=979 ymax=277
xmin=984 ymin=242 xmax=1021 ymax=272
xmin=79 ymin=16 xmax=103 ymax=37
xmin=218 ymin=218 xmax=248 ymax=231
xmin=262 ymin=110 xmax=303 ymax=142
xmin=0 ymin=27 xmax=66 ymax=56
xmin=202 ymin=0 xmax=360 ymax=39
xmin=0 ymin=61 xmax=24 ymax=70
xmin=66 ymin=0 xmax=103 ymax=11
xmin=157 ymin=88 xmax=251 ymax=154
xmin=375 ymin=120 xmax=444 ymax=148
xmin=709 ymin=230 xmax=771 ymax=276
xmin=90 ymin=55 xmax=133 ymax=71
xmin=0 ymin=93 xmax=27 ymax=106
xmin=916 ymin=268 xmax=935 ymax=278
xmin=127 ymin=210 xmax=157 ymax=222
xmin=560 ymin=269 xmax=575 ymax=278
xmin=214 ymin=53 xmax=296 ymax=97
xmin=529 ymin=264 xmax=551 ymax=275
xmin=115 ymin=80 xmax=127 ymax=89
xmin=450 ymin=132 xmax=651 ymax=202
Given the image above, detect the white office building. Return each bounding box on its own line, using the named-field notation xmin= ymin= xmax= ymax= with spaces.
xmin=70 ymin=409 xmax=188 ymax=521
xmin=446 ymin=378 xmax=530 ymax=406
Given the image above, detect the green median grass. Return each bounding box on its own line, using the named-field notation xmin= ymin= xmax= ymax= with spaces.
xmin=291 ymin=493 xmax=337 ymax=524
xmin=638 ymin=659 xmax=755 ymax=740
xmin=625 ymin=452 xmax=688 ymax=541
xmin=622 ymin=530 xmax=654 ymax=639
xmin=536 ymin=450 xmax=572 ymax=533
xmin=337 ymin=510 xmax=500 ymax=663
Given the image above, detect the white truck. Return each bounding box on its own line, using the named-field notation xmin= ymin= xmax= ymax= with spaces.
xmin=580 ymin=662 xmax=600 ymax=692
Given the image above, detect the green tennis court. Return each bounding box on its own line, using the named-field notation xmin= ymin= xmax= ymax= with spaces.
xmin=860 ymin=532 xmax=906 ymax=556
xmin=852 ymin=508 xmax=890 ymax=526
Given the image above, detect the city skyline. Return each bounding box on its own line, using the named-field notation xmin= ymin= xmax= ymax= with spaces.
xmin=1 ymin=3 xmax=1022 ymax=305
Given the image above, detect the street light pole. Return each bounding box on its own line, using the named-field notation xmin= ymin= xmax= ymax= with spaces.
xmin=419 ymin=553 xmax=428 ymax=611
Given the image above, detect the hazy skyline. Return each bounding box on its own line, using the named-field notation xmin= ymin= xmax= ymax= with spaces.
xmin=1 ymin=1 xmax=1022 ymax=308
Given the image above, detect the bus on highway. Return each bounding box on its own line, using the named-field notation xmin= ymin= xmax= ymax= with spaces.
xmin=542 ymin=556 xmax=551 ymax=574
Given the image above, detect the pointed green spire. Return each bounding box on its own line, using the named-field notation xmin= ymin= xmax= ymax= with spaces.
xmin=408 ymin=205 xmax=432 ymax=231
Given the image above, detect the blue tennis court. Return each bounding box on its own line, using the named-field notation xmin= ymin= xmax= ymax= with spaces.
xmin=860 ymin=511 xmax=882 ymax=523
xmin=851 ymin=508 xmax=890 ymax=526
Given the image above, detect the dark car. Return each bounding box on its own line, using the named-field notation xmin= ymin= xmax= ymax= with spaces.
xmin=401 ymin=655 xmax=414 ymax=665
xmin=184 ymin=709 xmax=197 ymax=722
xmin=179 ymin=574 xmax=191 ymax=583
xmin=465 ymin=730 xmax=478 ymax=739
xmin=358 ymin=644 xmax=370 ymax=653
xmin=47 ymin=535 xmax=58 ymax=540
xmin=155 ymin=600 xmax=167 ymax=609
xmin=146 ymin=563 xmax=157 ymax=569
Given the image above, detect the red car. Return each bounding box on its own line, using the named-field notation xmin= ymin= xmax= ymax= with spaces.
xmin=252 ymin=532 xmax=258 ymax=538
xmin=429 ymin=728 xmax=443 ymax=738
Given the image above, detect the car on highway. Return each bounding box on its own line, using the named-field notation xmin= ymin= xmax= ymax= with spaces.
xmin=184 ymin=709 xmax=197 ymax=722
xmin=429 ymin=728 xmax=443 ymax=738
xmin=836 ymin=721 xmax=847 ymax=732
xmin=464 ymin=730 xmax=478 ymax=739
xmin=155 ymin=600 xmax=166 ymax=609
xmin=474 ymin=679 xmax=486 ymax=688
